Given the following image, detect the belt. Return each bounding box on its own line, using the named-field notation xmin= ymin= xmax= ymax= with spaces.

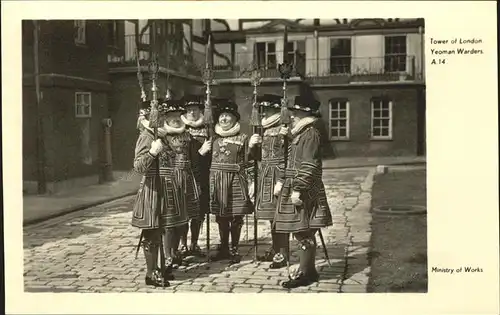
xmin=210 ymin=163 xmax=242 ymax=172
xmin=145 ymin=162 xmax=192 ymax=177
xmin=262 ymin=157 xmax=282 ymax=166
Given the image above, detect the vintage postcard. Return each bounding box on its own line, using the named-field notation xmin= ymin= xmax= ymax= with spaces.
xmin=2 ymin=1 xmax=499 ymax=314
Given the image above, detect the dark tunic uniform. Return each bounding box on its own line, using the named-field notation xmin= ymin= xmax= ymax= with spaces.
xmin=206 ymin=98 xmax=255 ymax=263
xmin=275 ymin=96 xmax=334 ymax=289
xmin=209 ymin=133 xmax=254 ymax=217
xmin=186 ymin=124 xmax=210 ymax=217
xmin=180 ymin=120 xmax=211 ymax=255
xmin=274 ymin=122 xmax=332 ymax=233
xmin=132 ymin=99 xmax=200 ymax=282
xmin=132 ymin=130 xmax=200 ymax=229
xmin=256 ymin=125 xmax=285 ymax=220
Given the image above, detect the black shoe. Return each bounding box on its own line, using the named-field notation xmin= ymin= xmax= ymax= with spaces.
xmin=190 ymin=245 xmax=206 ymax=258
xmin=210 ymin=246 xmax=231 ymax=261
xmin=156 ymin=267 xmax=175 ymax=281
xmin=257 ymin=248 xmax=275 ymax=262
xmin=145 ymin=270 xmax=170 ymax=287
xmin=281 ymin=270 xmax=319 ymax=289
xmin=179 ymin=245 xmax=189 ymax=257
xmin=269 ymin=253 xmax=287 ymax=269
xmin=229 ymin=247 xmax=242 ymax=265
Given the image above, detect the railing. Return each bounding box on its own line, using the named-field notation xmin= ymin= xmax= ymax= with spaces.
xmin=209 ymin=50 xmax=306 ymax=80
xmin=108 ymin=37 xmax=423 ymax=83
xmin=206 ymin=52 xmax=421 ymax=82
xmin=306 ymin=55 xmax=421 ymax=84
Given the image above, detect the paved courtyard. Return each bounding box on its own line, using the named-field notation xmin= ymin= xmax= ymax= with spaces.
xmin=23 ymin=168 xmax=375 ymax=293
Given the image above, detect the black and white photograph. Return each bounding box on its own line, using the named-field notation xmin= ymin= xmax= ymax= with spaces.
xmin=20 ymin=17 xmax=428 ymax=294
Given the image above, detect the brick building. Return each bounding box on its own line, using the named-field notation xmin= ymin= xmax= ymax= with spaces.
xmin=22 ymin=20 xmax=112 ymax=194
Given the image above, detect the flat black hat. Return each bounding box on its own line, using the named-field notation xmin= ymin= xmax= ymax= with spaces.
xmin=159 ymin=99 xmax=186 ymax=115
xmin=214 ymin=98 xmax=240 ymax=121
xmin=257 ymin=94 xmax=282 ymax=109
xmin=289 ymin=95 xmax=321 ymax=114
xmin=182 ymin=94 xmax=205 ymax=109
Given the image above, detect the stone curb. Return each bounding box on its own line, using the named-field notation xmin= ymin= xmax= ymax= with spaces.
xmin=323 ymin=160 xmax=426 ymax=170
xmin=23 ymin=191 xmax=138 ymax=227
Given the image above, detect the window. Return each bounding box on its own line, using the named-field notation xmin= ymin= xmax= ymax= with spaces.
xmin=330 ymin=38 xmax=351 ymax=74
xmin=371 ymin=98 xmax=393 ymax=139
xmin=75 ymin=92 xmax=91 ymax=118
xmin=74 ymin=20 xmax=86 ymax=45
xmin=256 ymin=42 xmax=276 ymax=69
xmin=107 ymin=21 xmax=119 ymax=47
xmin=329 ymin=99 xmax=349 ymax=140
xmin=384 ymin=35 xmax=407 ymax=72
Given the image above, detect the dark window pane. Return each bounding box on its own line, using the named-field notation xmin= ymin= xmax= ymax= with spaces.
xmin=331 ymin=129 xmax=339 ymax=137
xmin=339 ymin=102 xmax=347 ymax=111
xmin=330 ymin=120 xmax=339 ymax=127
xmin=339 ymin=110 xmax=346 ymax=118
xmin=330 ymin=57 xmax=351 ymax=74
xmin=381 ymin=119 xmax=389 ymax=127
xmin=267 ymin=54 xmax=276 ymax=68
xmin=267 ymin=42 xmax=275 ymax=53
xmin=380 ymin=127 xmax=389 ymax=136
xmin=339 ymin=129 xmax=346 ymax=137
xmin=331 ymin=38 xmax=351 ymax=56
xmin=381 ymin=109 xmax=390 ymax=118
xmin=373 ymin=127 xmax=381 ymax=136
xmin=373 ymin=110 xmax=381 ymax=118
xmin=339 ymin=120 xmax=346 ymax=127
xmin=331 ymin=111 xmax=338 ymax=118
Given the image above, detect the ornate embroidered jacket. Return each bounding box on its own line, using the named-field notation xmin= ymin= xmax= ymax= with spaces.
xmin=131 ymin=129 xmax=201 ymax=229
xmin=274 ymin=119 xmax=333 ymax=233
xmin=254 ymin=125 xmax=285 ymax=220
xmin=209 ymin=131 xmax=254 ymax=217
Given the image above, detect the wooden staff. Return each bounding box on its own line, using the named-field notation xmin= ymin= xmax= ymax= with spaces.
xmin=148 ymin=20 xmax=166 ymax=287
xmin=134 ymin=47 xmax=146 ymax=259
xmin=249 ymin=64 xmax=262 ymax=262
xmin=277 ymin=25 xmax=293 ymax=279
xmin=202 ymin=34 xmax=215 ymax=262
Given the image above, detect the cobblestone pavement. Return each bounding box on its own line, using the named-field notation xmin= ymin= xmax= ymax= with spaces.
xmin=23 ymin=168 xmax=375 ymax=293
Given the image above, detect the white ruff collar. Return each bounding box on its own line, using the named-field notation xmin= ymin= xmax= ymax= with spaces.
xmin=141 ymin=119 xmax=186 ymax=135
xmin=262 ymin=113 xmax=281 ymax=129
xmin=215 ymin=122 xmax=241 ymax=137
xmin=181 ymin=114 xmax=205 ymax=128
xmin=291 ymin=117 xmax=318 ymax=136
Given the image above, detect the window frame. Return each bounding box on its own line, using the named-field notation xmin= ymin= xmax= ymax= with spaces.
xmin=328 ymin=98 xmax=350 ymax=141
xmin=370 ymin=97 xmax=393 ymax=140
xmin=75 ymin=92 xmax=92 ymax=118
xmin=329 ymin=37 xmax=352 ymax=75
xmin=383 ymin=35 xmax=408 ymax=73
xmin=74 ymin=20 xmax=87 ymax=46
xmin=255 ymin=41 xmax=277 ymax=70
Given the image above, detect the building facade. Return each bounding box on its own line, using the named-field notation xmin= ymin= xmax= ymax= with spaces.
xmin=207 ymin=18 xmax=426 ymax=157
xmin=22 ymin=20 xmax=112 ymax=194
xmin=23 ymin=18 xmax=426 ymax=193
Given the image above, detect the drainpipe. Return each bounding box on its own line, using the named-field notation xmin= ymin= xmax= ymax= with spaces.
xmin=315 ymin=30 xmax=319 ymax=76
xmin=419 ymin=26 xmax=424 ymax=82
xmin=33 ymin=20 xmax=47 ymax=194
